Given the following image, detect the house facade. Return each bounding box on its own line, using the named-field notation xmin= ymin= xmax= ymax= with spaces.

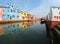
xmin=0 ymin=5 xmax=19 ymax=20
xmin=18 ymin=11 xmax=28 ymax=20
xmin=27 ymin=14 xmax=31 ymax=20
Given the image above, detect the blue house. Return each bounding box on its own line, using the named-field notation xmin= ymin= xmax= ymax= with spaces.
xmin=0 ymin=4 xmax=19 ymax=20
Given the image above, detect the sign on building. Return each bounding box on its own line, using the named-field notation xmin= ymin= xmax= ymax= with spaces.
xmin=50 ymin=6 xmax=60 ymax=21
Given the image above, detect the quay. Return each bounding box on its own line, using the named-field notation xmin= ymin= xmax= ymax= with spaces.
xmin=0 ymin=20 xmax=35 ymax=24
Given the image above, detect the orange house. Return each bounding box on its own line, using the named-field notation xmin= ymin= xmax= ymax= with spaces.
xmin=27 ymin=14 xmax=31 ymax=20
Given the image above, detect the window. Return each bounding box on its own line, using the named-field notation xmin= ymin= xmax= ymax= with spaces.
xmin=26 ymin=16 xmax=27 ymax=18
xmin=11 ymin=9 xmax=13 ymax=12
xmin=17 ymin=16 xmax=19 ymax=18
xmin=54 ymin=16 xmax=56 ymax=18
xmin=54 ymin=16 xmax=59 ymax=19
xmin=17 ymin=11 xmax=19 ymax=13
xmin=3 ymin=14 xmax=4 ymax=16
xmin=7 ymin=15 xmax=9 ymax=17
xmin=10 ymin=16 xmax=12 ymax=20
xmin=56 ymin=16 xmax=58 ymax=19
xmin=24 ymin=13 xmax=26 ymax=15
xmin=59 ymin=16 xmax=60 ymax=19
xmin=31 ymin=17 xmax=33 ymax=19
xmin=14 ymin=10 xmax=15 ymax=12
xmin=8 ymin=10 xmax=9 ymax=12
xmin=12 ymin=15 xmax=15 ymax=18
xmin=59 ymin=12 xmax=60 ymax=14
xmin=22 ymin=17 xmax=24 ymax=19
xmin=12 ymin=5 xmax=13 ymax=7
xmin=53 ymin=7 xmax=55 ymax=9
xmin=58 ymin=8 xmax=59 ymax=10
xmin=7 ymin=15 xmax=9 ymax=16
xmin=3 ymin=9 xmax=4 ymax=12
xmin=11 ymin=9 xmax=15 ymax=12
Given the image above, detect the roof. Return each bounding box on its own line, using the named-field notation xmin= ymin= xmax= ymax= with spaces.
xmin=0 ymin=6 xmax=9 ymax=8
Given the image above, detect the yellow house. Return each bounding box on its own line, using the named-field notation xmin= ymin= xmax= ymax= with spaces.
xmin=18 ymin=11 xmax=28 ymax=20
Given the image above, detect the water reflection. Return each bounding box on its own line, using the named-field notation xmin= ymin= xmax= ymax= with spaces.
xmin=49 ymin=29 xmax=60 ymax=44
xmin=19 ymin=22 xmax=30 ymax=29
xmin=0 ymin=21 xmax=36 ymax=36
xmin=0 ymin=21 xmax=55 ymax=44
xmin=0 ymin=26 xmax=4 ymax=36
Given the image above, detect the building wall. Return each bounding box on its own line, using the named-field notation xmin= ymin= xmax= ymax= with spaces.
xmin=19 ymin=11 xmax=24 ymax=20
xmin=2 ymin=5 xmax=19 ymax=20
xmin=0 ymin=7 xmax=3 ymax=20
xmin=19 ymin=11 xmax=28 ymax=20
xmin=2 ymin=8 xmax=9 ymax=20
xmin=33 ymin=16 xmax=36 ymax=20
xmin=27 ymin=14 xmax=31 ymax=20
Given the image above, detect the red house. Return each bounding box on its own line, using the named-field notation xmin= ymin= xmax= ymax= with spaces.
xmin=27 ymin=14 xmax=31 ymax=20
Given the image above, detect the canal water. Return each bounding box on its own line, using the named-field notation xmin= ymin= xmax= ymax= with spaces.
xmin=0 ymin=21 xmax=50 ymax=44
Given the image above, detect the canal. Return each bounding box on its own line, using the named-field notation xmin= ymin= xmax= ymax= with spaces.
xmin=0 ymin=21 xmax=50 ymax=44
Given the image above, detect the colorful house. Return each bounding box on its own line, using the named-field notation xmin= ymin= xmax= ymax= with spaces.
xmin=31 ymin=16 xmax=33 ymax=20
xmin=27 ymin=14 xmax=31 ymax=20
xmin=33 ymin=16 xmax=36 ymax=20
xmin=18 ymin=11 xmax=28 ymax=20
xmin=0 ymin=5 xmax=19 ymax=20
xmin=31 ymin=15 xmax=36 ymax=20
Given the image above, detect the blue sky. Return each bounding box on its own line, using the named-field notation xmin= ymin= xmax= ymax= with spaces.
xmin=0 ymin=0 xmax=41 ymax=11
xmin=0 ymin=0 xmax=60 ymax=18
